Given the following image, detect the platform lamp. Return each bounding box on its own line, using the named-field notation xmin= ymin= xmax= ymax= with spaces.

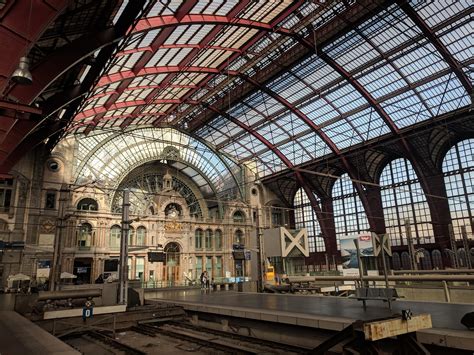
xmin=11 ymin=57 xmax=33 ymax=85
xmin=11 ymin=0 xmax=33 ymax=85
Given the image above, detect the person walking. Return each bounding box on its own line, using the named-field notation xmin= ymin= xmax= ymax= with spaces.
xmin=200 ymin=272 xmax=207 ymax=290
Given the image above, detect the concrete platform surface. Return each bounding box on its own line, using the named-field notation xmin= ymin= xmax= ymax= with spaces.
xmin=148 ymin=290 xmax=474 ymax=330
xmin=0 ymin=311 xmax=80 ymax=355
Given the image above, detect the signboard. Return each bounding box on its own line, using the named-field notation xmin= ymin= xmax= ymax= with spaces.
xmin=373 ymin=233 xmax=392 ymax=256
xmin=82 ymin=306 xmax=93 ymax=320
xmin=340 ymin=232 xmax=374 ymax=269
xmin=244 ymin=251 xmax=251 ymax=260
xmin=232 ymin=251 xmax=245 ymax=260
xmin=76 ymin=267 xmax=87 ymax=274
xmin=148 ymin=252 xmax=165 ymax=262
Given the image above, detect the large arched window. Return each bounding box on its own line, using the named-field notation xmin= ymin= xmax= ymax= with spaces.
xmin=332 ymin=174 xmax=370 ymax=249
xmin=380 ymin=158 xmax=434 ymax=246
xmin=442 ymin=139 xmax=474 ymax=240
xmin=195 ymin=229 xmax=203 ymax=249
xmin=77 ymin=198 xmax=98 ymax=211
xmin=77 ymin=223 xmax=92 ymax=248
xmin=293 ymin=188 xmax=325 ymax=252
xmin=136 ymin=226 xmax=146 ymax=246
xmin=233 ymin=210 xmax=245 ymax=223
xmin=110 ymin=225 xmax=121 ymax=248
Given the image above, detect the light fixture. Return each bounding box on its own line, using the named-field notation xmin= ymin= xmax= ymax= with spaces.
xmin=12 ymin=56 xmax=33 ymax=85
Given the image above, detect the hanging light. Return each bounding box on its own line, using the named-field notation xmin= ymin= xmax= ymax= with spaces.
xmin=12 ymin=56 xmax=33 ymax=85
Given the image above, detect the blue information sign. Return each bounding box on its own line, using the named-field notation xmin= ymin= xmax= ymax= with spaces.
xmin=82 ymin=306 xmax=93 ymax=320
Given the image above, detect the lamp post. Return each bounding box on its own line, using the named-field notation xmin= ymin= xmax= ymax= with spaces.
xmin=118 ymin=189 xmax=130 ymax=305
xmin=254 ymin=207 xmax=266 ymax=293
xmin=50 ymin=185 xmax=70 ymax=291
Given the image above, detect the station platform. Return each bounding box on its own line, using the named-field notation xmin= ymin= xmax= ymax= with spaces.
xmin=148 ymin=290 xmax=474 ymax=351
xmin=0 ymin=311 xmax=79 ymax=355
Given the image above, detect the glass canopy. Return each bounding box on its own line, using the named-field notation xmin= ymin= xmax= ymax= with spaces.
xmin=74 ymin=127 xmax=242 ymax=198
xmin=70 ymin=0 xmax=471 ymax=179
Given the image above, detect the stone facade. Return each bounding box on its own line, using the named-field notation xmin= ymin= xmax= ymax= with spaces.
xmin=0 ymin=140 xmax=289 ymax=287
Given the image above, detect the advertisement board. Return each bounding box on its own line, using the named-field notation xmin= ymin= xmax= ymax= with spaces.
xmin=340 ymin=232 xmax=374 ymax=269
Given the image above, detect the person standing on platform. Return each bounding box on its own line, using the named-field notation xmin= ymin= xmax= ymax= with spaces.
xmin=200 ymin=271 xmax=207 ymax=290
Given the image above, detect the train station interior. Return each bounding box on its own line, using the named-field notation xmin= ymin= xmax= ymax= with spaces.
xmin=0 ymin=0 xmax=473 ymax=354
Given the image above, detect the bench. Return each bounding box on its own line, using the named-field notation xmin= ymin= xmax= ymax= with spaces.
xmin=354 ymin=287 xmax=399 ymax=309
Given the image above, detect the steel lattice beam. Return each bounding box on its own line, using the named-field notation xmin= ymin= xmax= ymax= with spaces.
xmin=239 ymin=73 xmax=385 ymax=232
xmin=133 ymin=14 xmax=295 ymax=36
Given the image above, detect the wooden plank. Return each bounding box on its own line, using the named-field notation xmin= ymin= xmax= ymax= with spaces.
xmin=44 ymin=304 xmax=127 ymax=320
xmin=362 ymin=314 xmax=432 ymax=341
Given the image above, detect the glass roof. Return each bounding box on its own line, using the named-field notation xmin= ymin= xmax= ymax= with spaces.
xmin=70 ymin=0 xmax=471 ymax=179
xmin=74 ymin=127 xmax=241 ymax=197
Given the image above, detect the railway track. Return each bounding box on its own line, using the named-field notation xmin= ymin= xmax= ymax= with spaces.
xmin=66 ymin=331 xmax=146 ymax=355
xmin=133 ymin=322 xmax=309 ymax=354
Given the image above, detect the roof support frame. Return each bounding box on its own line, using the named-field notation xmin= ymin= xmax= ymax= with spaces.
xmin=205 ymin=103 xmax=332 ymax=250
xmin=239 ymin=74 xmax=385 ymax=232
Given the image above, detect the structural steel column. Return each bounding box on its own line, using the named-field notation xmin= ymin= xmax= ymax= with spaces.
xmin=364 ymin=185 xmax=386 ymax=235
xmin=420 ymin=173 xmax=452 ymax=252
xmin=320 ymin=198 xmax=338 ymax=260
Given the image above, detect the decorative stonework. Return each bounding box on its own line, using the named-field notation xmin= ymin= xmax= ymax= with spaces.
xmin=164 ymin=220 xmax=183 ymax=232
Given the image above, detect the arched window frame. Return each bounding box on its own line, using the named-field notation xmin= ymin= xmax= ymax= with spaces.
xmin=442 ymin=139 xmax=474 ymax=240
xmin=234 ymin=229 xmax=244 ymax=246
xmin=332 ymin=174 xmax=370 ymax=250
xmin=128 ymin=226 xmax=135 ymax=246
xmin=195 ymin=229 xmax=203 ymax=249
xmin=136 ymin=226 xmax=146 ymax=246
xmin=215 ymin=229 xmax=223 ymax=250
xmin=77 ymin=222 xmax=93 ymax=248
xmin=205 ymin=229 xmax=213 ymax=250
xmin=110 ymin=225 xmax=121 ymax=249
xmin=380 ymin=158 xmax=434 ymax=247
xmin=233 ymin=210 xmax=245 ymax=223
xmin=293 ymin=188 xmax=325 ymax=252
xmin=77 ymin=198 xmax=98 ymax=211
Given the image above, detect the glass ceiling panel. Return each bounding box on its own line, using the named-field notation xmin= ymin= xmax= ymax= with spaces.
xmin=321 ymin=120 xmax=364 ymax=150
xmin=278 ymin=140 xmax=309 ymax=166
xmin=254 ymin=121 xmax=291 ymax=146
xmin=297 ymin=132 xmax=332 ymax=159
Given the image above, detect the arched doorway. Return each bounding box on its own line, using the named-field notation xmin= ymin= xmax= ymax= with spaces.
xmin=164 ymin=242 xmax=180 ymax=285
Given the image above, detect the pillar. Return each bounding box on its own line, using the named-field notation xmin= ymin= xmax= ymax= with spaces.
xmin=320 ymin=198 xmax=338 ymax=260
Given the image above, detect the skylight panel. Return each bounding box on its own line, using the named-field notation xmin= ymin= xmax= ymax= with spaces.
xmin=199 ymin=0 xmax=225 ymax=15
xmin=326 ymin=32 xmax=380 ymax=73
xmin=138 ymin=29 xmax=159 ymax=47
xmin=255 ymin=122 xmax=290 ymax=146
xmin=322 ymin=120 xmax=364 ymax=149
xmin=392 ymin=42 xmax=450 ymax=83
xmin=325 ymin=84 xmax=367 ymax=113
xmin=215 ymin=0 xmax=239 ymax=16
xmin=258 ymin=150 xmax=284 ymax=175
xmin=437 ymin=20 xmax=473 ymax=63
xmin=347 ymin=108 xmax=390 ymax=141
xmin=298 ymin=132 xmax=331 ymax=158
xmin=299 ymin=98 xmax=339 ymax=126
xmin=357 ymin=63 xmax=406 ymax=99
xmin=279 ymin=140 xmax=311 ymax=166
xmin=417 ymin=74 xmax=470 ymax=115
xmin=414 ymin=0 xmax=468 ymax=28
xmin=380 ymin=90 xmax=431 ymax=128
